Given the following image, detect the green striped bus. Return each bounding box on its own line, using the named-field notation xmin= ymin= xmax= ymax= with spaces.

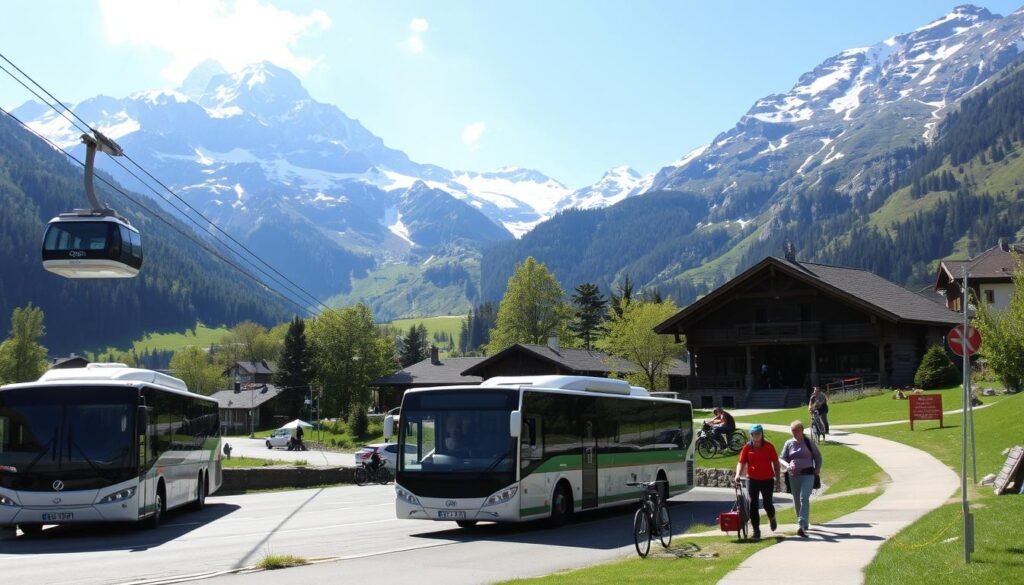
xmin=387 ymin=375 xmax=693 ymax=527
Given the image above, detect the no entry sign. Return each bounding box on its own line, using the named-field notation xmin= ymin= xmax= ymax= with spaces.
xmin=948 ymin=324 xmax=982 ymax=357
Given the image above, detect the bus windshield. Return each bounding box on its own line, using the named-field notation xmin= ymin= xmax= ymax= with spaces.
xmin=0 ymin=386 xmax=137 ymax=490
xmin=399 ymin=390 xmax=518 ymax=474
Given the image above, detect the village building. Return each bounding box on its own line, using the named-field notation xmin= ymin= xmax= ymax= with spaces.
xmin=934 ymin=239 xmax=1022 ymax=312
xmin=654 ymin=252 xmax=960 ymax=409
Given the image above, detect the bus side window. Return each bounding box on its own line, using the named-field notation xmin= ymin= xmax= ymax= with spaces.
xmin=522 ymin=417 xmax=543 ymax=460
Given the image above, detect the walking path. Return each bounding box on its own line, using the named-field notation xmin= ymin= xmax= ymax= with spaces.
xmin=831 ymin=401 xmax=995 ymax=429
xmin=717 ymin=425 xmax=960 ymax=585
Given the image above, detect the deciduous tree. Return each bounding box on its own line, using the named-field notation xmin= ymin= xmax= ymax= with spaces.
xmin=486 ymin=257 xmax=569 ymax=354
xmin=600 ymin=301 xmax=681 ymax=391
xmin=169 ymin=346 xmax=224 ymax=395
xmin=974 ymin=255 xmax=1024 ymax=392
xmin=0 ymin=303 xmax=47 ymax=384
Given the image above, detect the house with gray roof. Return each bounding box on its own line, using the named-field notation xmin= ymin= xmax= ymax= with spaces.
xmin=654 ymin=252 xmax=960 ymax=408
xmin=209 ymin=383 xmax=290 ymax=435
xmin=371 ymin=348 xmax=485 ymax=411
xmin=934 ymin=239 xmax=1022 ymax=312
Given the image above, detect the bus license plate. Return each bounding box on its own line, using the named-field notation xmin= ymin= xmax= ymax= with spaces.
xmin=42 ymin=513 xmax=73 ymax=522
xmin=438 ymin=511 xmax=466 ymax=519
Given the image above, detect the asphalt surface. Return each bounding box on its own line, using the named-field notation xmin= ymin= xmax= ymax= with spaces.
xmin=0 ymin=484 xmax=756 ymax=585
xmin=224 ymin=438 xmax=354 ymax=466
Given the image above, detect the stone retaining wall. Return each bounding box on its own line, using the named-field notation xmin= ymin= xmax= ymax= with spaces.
xmin=221 ymin=466 xmax=354 ymax=492
xmin=696 ymin=467 xmax=784 ymax=492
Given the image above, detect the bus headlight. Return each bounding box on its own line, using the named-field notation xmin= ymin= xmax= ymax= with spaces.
xmin=0 ymin=494 xmax=18 ymax=507
xmin=483 ymin=486 xmax=518 ymax=507
xmin=396 ymin=487 xmax=420 ymax=506
xmin=99 ymin=487 xmax=136 ymax=504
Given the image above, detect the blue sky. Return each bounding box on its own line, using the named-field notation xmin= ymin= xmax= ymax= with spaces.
xmin=1 ymin=1 xmax=1022 ymax=188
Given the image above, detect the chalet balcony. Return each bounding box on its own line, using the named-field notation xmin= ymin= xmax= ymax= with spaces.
xmin=736 ymin=321 xmax=820 ymax=342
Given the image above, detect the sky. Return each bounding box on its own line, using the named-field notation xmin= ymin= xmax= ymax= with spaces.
xmin=1 ymin=1 xmax=1022 ymax=189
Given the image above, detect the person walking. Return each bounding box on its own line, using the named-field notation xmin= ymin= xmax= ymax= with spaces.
xmin=296 ymin=425 xmax=305 ymax=451
xmin=779 ymin=420 xmax=823 ymax=537
xmin=808 ymin=386 xmax=830 ymax=434
xmin=734 ymin=423 xmax=780 ymax=540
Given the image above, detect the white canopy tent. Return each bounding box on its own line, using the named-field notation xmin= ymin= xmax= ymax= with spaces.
xmin=279 ymin=419 xmax=313 ymax=430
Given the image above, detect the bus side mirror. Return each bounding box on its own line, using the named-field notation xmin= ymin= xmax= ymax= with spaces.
xmin=137 ymin=406 xmax=149 ymax=434
xmin=510 ymin=410 xmax=521 ymax=438
xmin=383 ymin=415 xmax=394 ymax=442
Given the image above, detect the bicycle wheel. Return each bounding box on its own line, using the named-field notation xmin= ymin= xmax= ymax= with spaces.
xmin=376 ymin=467 xmax=393 ymax=484
xmin=633 ymin=507 xmax=651 ymax=558
xmin=658 ymin=504 xmax=672 ymax=548
xmin=353 ymin=467 xmax=368 ymax=486
xmin=727 ymin=432 xmax=746 ymax=454
xmin=696 ymin=438 xmax=717 ymax=459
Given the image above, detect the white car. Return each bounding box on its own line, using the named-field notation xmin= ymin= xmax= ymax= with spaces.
xmin=265 ymin=428 xmax=295 ymax=449
xmin=354 ymin=442 xmax=416 ymax=469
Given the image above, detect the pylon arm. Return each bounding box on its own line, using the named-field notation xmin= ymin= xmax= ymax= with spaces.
xmin=80 ymin=132 xmax=124 ymax=211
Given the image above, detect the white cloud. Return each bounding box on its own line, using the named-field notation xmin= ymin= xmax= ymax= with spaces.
xmin=462 ymin=122 xmax=486 ymax=148
xmin=98 ymin=0 xmax=332 ymax=82
xmin=402 ymin=17 xmax=429 ymax=54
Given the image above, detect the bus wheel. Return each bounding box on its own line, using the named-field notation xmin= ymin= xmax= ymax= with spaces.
xmin=548 ymin=484 xmax=573 ymax=528
xmin=191 ymin=473 xmax=206 ymax=511
xmin=145 ymin=486 xmax=165 ymax=529
xmin=456 ymin=520 xmax=478 ymax=529
xmin=18 ymin=524 xmax=43 ymax=537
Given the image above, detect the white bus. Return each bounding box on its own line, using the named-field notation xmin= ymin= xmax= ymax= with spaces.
xmin=387 ymin=375 xmax=694 ymax=527
xmin=0 ymin=364 xmax=222 ymax=537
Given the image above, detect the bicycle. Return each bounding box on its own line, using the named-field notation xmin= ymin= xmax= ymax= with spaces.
xmin=354 ymin=460 xmax=392 ymax=485
xmin=627 ymin=480 xmax=672 ymax=558
xmin=696 ymin=423 xmax=749 ymax=458
xmin=810 ymin=409 xmax=826 ymax=443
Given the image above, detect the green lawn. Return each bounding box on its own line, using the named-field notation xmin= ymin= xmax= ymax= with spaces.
xmin=388 ymin=315 xmax=464 ymax=348
xmin=222 ymin=457 xmax=293 ymax=468
xmin=697 ymin=430 xmax=888 ymax=495
xmin=734 ymin=384 xmax=1007 ymax=427
xmin=861 ymin=392 xmax=1024 ymax=584
xmin=90 ymin=321 xmax=230 ymax=358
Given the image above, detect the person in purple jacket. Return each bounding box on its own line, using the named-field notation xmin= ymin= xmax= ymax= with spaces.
xmin=779 ymin=420 xmax=823 ymax=537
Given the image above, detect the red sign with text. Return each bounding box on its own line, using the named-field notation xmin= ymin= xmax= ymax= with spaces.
xmin=909 ymin=394 xmax=943 ymax=430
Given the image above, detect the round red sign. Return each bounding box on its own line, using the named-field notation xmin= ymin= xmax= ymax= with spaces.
xmin=948 ymin=325 xmax=982 ymax=357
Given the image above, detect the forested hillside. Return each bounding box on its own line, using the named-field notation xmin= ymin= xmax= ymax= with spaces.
xmin=0 ymin=114 xmax=289 ymax=354
xmin=481 ymin=58 xmax=1024 ymax=304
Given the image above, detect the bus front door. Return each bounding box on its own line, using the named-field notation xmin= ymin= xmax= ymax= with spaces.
xmin=582 ymin=420 xmax=598 ymax=509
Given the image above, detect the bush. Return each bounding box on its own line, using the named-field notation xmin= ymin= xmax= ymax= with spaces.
xmin=348 ymin=406 xmax=369 ymax=439
xmin=914 ymin=345 xmax=960 ymax=389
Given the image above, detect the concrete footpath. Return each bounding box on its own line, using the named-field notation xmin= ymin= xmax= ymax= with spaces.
xmin=718 ymin=425 xmax=960 ymax=585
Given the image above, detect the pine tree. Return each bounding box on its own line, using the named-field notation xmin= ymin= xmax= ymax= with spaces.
xmin=569 ymin=283 xmax=607 ymax=350
xmin=610 ymin=275 xmax=634 ymax=317
xmin=399 ymin=324 xmax=429 ymax=366
xmin=275 ymin=316 xmax=312 ymax=418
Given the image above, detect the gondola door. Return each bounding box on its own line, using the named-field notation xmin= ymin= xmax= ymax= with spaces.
xmin=581 ymin=419 xmax=598 ymax=509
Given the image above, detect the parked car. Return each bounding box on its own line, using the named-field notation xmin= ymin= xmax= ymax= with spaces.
xmin=265 ymin=427 xmax=294 ymax=449
xmin=354 ymin=442 xmax=417 ymax=468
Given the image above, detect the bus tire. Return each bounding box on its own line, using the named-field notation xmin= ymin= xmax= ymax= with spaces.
xmin=456 ymin=520 xmax=478 ymax=529
xmin=145 ymin=484 xmax=165 ymax=529
xmin=548 ymin=483 xmax=573 ymax=528
xmin=191 ymin=473 xmax=206 ymax=511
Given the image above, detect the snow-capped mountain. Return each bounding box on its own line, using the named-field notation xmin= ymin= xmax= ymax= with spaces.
xmin=650 ymin=5 xmax=1024 ymax=219
xmin=554 ymin=166 xmax=654 ymax=212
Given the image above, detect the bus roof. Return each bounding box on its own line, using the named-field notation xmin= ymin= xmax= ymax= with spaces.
xmin=0 ymin=363 xmax=209 ymax=399
xmin=408 ymin=375 xmax=692 ymax=405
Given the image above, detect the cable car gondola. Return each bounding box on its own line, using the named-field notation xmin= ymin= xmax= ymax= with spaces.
xmin=41 ymin=131 xmax=143 ymax=279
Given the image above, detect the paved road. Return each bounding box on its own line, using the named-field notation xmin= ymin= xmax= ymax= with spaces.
xmin=0 ymin=484 xmax=755 ymax=585
xmin=225 ymin=438 xmax=354 ymax=466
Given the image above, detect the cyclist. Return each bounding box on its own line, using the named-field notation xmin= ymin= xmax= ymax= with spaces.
xmin=808 ymin=386 xmax=829 ymax=435
xmin=707 ymin=407 xmax=736 ymax=450
xmin=367 ymin=449 xmax=383 ymax=476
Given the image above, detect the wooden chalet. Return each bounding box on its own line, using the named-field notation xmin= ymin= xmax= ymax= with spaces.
xmin=934 ymin=239 xmax=1022 ymax=312
xmin=654 ymin=253 xmax=960 ymax=409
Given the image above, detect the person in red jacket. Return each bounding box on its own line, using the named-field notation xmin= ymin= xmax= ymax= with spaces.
xmin=734 ymin=423 xmax=780 ymax=540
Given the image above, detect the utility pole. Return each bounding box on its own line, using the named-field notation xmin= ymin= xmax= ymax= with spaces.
xmin=961 ymin=266 xmax=974 ymax=563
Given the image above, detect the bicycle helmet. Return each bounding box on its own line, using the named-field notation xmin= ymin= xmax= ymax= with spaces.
xmin=749 ymin=423 xmax=764 ymax=434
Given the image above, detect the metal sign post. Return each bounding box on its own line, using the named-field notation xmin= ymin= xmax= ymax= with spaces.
xmin=960 ymin=267 xmax=973 ymax=562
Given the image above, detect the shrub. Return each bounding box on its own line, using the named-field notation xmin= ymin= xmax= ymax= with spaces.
xmin=913 ymin=345 xmax=960 ymax=389
xmin=348 ymin=406 xmax=369 ymax=439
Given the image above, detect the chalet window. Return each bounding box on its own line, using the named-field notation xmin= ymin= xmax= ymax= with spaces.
xmin=984 ymin=289 xmax=995 ymax=304
xmin=754 ymin=305 xmax=767 ymax=322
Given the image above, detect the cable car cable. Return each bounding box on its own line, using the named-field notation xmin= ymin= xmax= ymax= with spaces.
xmin=0 ymin=52 xmax=337 ymax=314
xmin=0 ymin=58 xmax=331 ymax=314
xmin=0 ymin=106 xmax=317 ymax=317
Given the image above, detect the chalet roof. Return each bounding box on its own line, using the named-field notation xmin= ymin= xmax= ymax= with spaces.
xmin=656 ymin=256 xmax=961 ymax=334
xmin=937 ymin=241 xmax=1023 ymax=286
xmin=371 ymin=357 xmax=485 ymax=387
xmin=460 ymin=344 xmax=690 ymax=378
xmin=209 ymin=384 xmax=286 ymax=409
xmin=228 ymin=361 xmax=276 ymax=376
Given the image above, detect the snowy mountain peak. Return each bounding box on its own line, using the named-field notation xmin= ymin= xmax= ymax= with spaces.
xmin=463 ymin=166 xmax=564 ymax=186
xmin=180 ymin=60 xmax=229 ymax=101
xmin=554 ymin=166 xmax=654 ymax=212
xmin=915 ymin=5 xmax=994 ymax=34
xmin=198 ymin=61 xmax=311 ymax=119
xmin=602 ymin=165 xmax=642 ymax=180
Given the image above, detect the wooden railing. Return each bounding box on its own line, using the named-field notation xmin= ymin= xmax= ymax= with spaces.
xmin=736 ymin=321 xmax=821 ymax=342
xmin=689 ymin=375 xmax=745 ymax=390
xmin=823 ymin=373 xmax=881 ymax=393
